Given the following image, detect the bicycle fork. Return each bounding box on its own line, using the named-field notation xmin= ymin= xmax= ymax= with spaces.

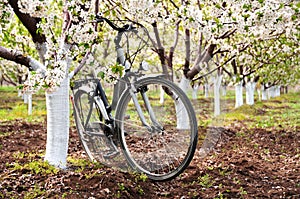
xmin=129 ymin=85 xmax=163 ymax=133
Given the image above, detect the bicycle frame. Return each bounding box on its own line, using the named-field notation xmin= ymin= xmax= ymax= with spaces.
xmin=93 ymin=73 xmax=165 ymax=133
xmin=90 ymin=15 xmax=162 ymax=132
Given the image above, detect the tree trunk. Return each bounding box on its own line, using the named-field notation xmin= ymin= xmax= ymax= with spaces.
xmin=159 ymin=87 xmax=164 ymax=104
xmin=245 ymin=81 xmax=256 ymax=105
xmin=221 ymin=85 xmax=227 ymax=96
xmin=268 ymin=86 xmax=276 ymax=98
xmin=214 ymin=75 xmax=222 ymax=116
xmin=261 ymin=86 xmax=268 ymax=100
xmin=204 ymin=83 xmax=209 ymax=98
xmin=27 ymin=92 xmax=32 ymax=115
xmin=44 ymin=77 xmax=69 ymax=168
xmin=275 ymin=85 xmax=281 ymax=97
xmin=177 ymin=76 xmax=191 ymax=129
xmin=235 ymin=81 xmax=243 ymax=108
xmin=192 ymin=84 xmax=199 ymax=99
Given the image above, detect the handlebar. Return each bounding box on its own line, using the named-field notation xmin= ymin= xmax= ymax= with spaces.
xmin=95 ymin=14 xmax=135 ymax=32
xmin=95 ymin=13 xmax=149 ymax=70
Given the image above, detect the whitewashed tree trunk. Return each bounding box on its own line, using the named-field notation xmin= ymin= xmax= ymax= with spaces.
xmin=268 ymin=86 xmax=276 ymax=98
xmin=159 ymin=87 xmax=164 ymax=104
xmin=245 ymin=81 xmax=256 ymax=105
xmin=261 ymin=86 xmax=268 ymax=100
xmin=204 ymin=83 xmax=209 ymax=98
xmin=235 ymin=81 xmax=243 ymax=108
xmin=213 ymin=75 xmax=222 ymax=116
xmin=268 ymin=86 xmax=272 ymax=98
xmin=275 ymin=85 xmax=281 ymax=97
xmin=192 ymin=84 xmax=199 ymax=99
xmin=257 ymin=89 xmax=261 ymax=101
xmin=27 ymin=92 xmax=32 ymax=115
xmin=177 ymin=76 xmax=191 ymax=129
xmin=23 ymin=92 xmax=28 ymax=103
xmin=44 ymin=41 xmax=71 ymax=168
xmin=221 ymin=85 xmax=227 ymax=96
xmin=44 ymin=77 xmax=70 ymax=168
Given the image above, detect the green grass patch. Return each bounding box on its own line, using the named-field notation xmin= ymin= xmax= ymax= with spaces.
xmin=0 ymin=102 xmax=46 ymax=122
xmin=11 ymin=159 xmax=59 ymax=175
xmin=24 ymin=185 xmax=46 ymax=199
xmin=67 ymin=156 xmax=103 ymax=172
xmin=219 ymin=92 xmax=300 ymax=129
xmin=0 ymin=86 xmax=46 ymax=122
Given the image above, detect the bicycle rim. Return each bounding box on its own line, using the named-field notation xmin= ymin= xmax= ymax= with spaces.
xmin=73 ymin=89 xmax=123 ymax=166
xmin=115 ymin=77 xmax=198 ymax=181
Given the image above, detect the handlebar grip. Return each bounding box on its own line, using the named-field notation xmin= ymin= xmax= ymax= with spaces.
xmin=95 ymin=14 xmax=137 ymax=33
xmin=95 ymin=14 xmax=123 ymax=31
xmin=95 ymin=13 xmax=104 ymax=23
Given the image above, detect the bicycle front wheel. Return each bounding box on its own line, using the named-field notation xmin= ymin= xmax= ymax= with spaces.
xmin=115 ymin=76 xmax=198 ymax=181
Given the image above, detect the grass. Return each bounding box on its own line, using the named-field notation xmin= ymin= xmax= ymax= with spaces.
xmin=216 ymin=91 xmax=300 ymax=129
xmin=0 ymin=86 xmax=46 ymax=122
xmin=11 ymin=160 xmax=59 ymax=175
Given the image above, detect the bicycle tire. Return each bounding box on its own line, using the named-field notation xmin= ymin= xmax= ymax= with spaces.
xmin=73 ymin=89 xmax=112 ymax=162
xmin=115 ymin=76 xmax=198 ymax=181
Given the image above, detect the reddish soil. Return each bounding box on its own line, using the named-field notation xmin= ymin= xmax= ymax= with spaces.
xmin=0 ymin=119 xmax=299 ymax=198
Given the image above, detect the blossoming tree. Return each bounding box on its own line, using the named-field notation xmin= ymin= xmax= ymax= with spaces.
xmin=0 ymin=0 xmax=100 ymax=168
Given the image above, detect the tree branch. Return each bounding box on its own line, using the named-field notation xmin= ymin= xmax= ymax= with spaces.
xmin=168 ymin=20 xmax=180 ymax=80
xmin=2 ymin=74 xmax=18 ymax=86
xmin=194 ymin=54 xmax=236 ymax=81
xmin=8 ymin=0 xmax=46 ymax=44
xmin=152 ymin=21 xmax=170 ymax=80
xmin=0 ymin=46 xmax=45 ymax=72
xmin=216 ymin=29 xmax=237 ymax=39
xmin=186 ymin=44 xmax=216 ymax=79
xmin=193 ymin=32 xmax=204 ymax=67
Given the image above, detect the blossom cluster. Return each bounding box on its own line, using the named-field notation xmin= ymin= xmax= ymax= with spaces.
xmin=21 ymin=0 xmax=99 ymax=91
xmin=98 ymin=0 xmax=299 ymax=86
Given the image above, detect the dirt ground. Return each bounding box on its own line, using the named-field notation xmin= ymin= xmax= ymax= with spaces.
xmin=0 ymin=118 xmax=299 ymax=199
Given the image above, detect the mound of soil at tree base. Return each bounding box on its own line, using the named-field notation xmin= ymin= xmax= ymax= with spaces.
xmin=0 ymin=120 xmax=299 ymax=198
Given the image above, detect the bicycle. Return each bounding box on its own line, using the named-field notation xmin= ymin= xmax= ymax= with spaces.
xmin=70 ymin=14 xmax=198 ymax=181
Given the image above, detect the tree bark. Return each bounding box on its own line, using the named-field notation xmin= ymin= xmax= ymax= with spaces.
xmin=44 ymin=77 xmax=69 ymax=168
xmin=8 ymin=0 xmax=46 ymax=43
xmin=151 ymin=21 xmax=170 ymax=80
xmin=186 ymin=44 xmax=216 ymax=79
xmin=183 ymin=28 xmax=191 ymax=76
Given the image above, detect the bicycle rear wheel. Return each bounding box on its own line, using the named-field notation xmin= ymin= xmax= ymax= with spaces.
xmin=115 ymin=76 xmax=198 ymax=181
xmin=72 ymin=80 xmax=121 ymax=164
xmin=73 ymin=89 xmax=108 ymax=161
